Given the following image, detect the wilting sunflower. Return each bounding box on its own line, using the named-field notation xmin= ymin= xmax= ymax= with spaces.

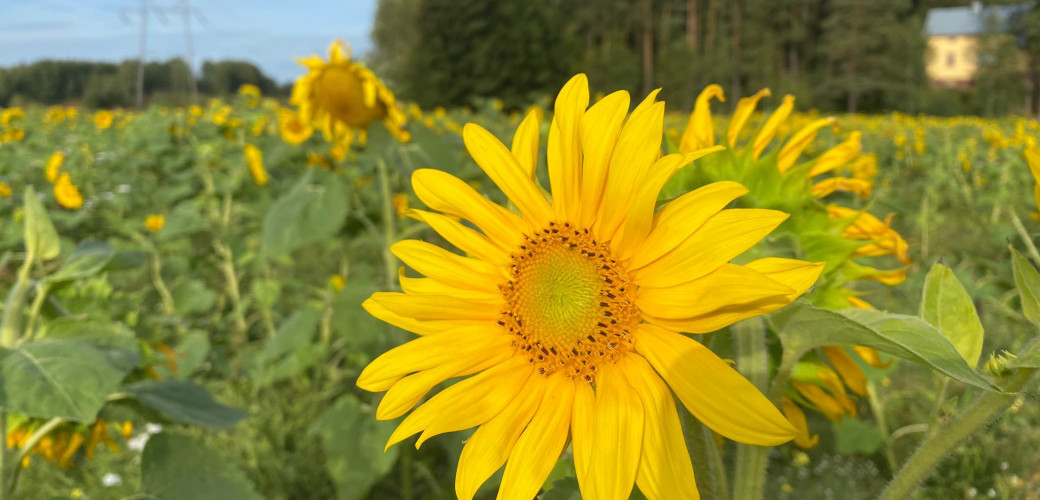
xmin=357 ymin=75 xmax=825 ymax=500
xmin=290 ymin=40 xmax=409 ymax=145
xmin=673 ymin=86 xmax=907 ymax=446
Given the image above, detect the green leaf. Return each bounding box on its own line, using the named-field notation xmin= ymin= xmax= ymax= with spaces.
xmin=832 ymin=418 xmax=885 ymax=454
xmin=1011 ymin=247 xmax=1040 ymax=329
xmin=141 ymin=432 xmax=262 ymax=500
xmin=919 ymin=263 xmax=984 ymax=367
xmin=311 ymin=394 xmax=398 ymax=500
xmin=46 ymin=240 xmax=116 ymax=283
xmin=23 ymin=186 xmax=61 ymax=260
xmin=173 ymin=280 xmax=217 ymax=315
xmin=770 ymin=302 xmax=997 ymax=392
xmin=174 ymin=331 xmax=210 ymax=377
xmin=253 ymin=306 xmax=324 ymax=387
xmin=261 ymin=170 xmax=349 ymax=258
xmin=539 ymin=476 xmax=582 ymax=500
xmin=126 ymin=380 xmax=247 ymax=428
xmin=41 ymin=318 xmax=141 ymax=372
xmin=0 ymin=335 xmax=137 ymax=422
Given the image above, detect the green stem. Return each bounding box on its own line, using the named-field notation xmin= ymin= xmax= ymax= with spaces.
xmin=683 ymin=407 xmax=729 ymax=500
xmin=0 ymin=253 xmax=34 ymax=348
xmin=151 ymin=249 xmax=176 ymax=316
xmin=878 ymin=343 xmax=1040 ymax=500
xmin=214 ymin=241 xmax=248 ymax=345
xmin=732 ymin=318 xmax=771 ymax=500
xmin=1008 ymin=209 xmax=1040 ymax=267
xmin=866 ymin=381 xmax=898 ymax=474
xmin=377 ymin=158 xmax=398 ymax=291
xmin=925 ymin=377 xmax=950 ymax=437
xmin=8 ymin=417 xmax=63 ymax=496
xmin=21 ymin=281 xmax=49 ymax=343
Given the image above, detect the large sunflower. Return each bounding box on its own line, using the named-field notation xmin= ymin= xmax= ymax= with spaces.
xmin=357 ymin=75 xmax=825 ymax=499
xmin=291 ymin=40 xmax=409 ymax=144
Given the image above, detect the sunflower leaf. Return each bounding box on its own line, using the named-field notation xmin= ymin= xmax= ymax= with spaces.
xmin=919 ymin=263 xmax=984 ymax=367
xmin=1010 ymin=247 xmax=1040 ymax=330
xmin=770 ymin=301 xmax=998 ymax=392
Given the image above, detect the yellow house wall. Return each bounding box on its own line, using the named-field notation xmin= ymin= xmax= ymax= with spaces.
xmin=927 ymin=35 xmax=978 ymax=85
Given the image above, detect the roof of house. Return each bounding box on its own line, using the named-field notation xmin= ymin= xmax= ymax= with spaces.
xmin=925 ymin=3 xmax=1030 ymax=36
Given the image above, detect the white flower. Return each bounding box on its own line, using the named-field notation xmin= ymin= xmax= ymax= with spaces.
xmin=101 ymin=473 xmax=123 ymax=487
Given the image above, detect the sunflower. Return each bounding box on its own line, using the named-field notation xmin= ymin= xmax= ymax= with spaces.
xmin=674 ymin=86 xmax=906 ymax=445
xmin=144 ymin=214 xmax=165 ymax=233
xmin=1026 ymin=144 xmax=1040 ymax=214
xmin=0 ymin=182 xmax=11 ymax=198
xmin=290 ymin=40 xmax=409 ymax=144
xmin=54 ymin=173 xmax=83 ymax=210
xmin=357 ymin=75 xmax=825 ymax=500
xmin=244 ymin=144 xmax=268 ymax=186
xmin=278 ymin=108 xmax=313 ymax=145
xmin=94 ymin=110 xmax=114 ymax=130
xmin=45 ymin=152 xmax=64 ymax=183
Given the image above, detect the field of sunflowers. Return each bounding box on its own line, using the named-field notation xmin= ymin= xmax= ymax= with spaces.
xmin=1 ymin=41 xmax=1040 ymax=500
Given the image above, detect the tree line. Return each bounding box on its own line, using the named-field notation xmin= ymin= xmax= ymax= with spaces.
xmin=371 ymin=0 xmax=1040 ymax=116
xmin=0 ymin=58 xmax=286 ymax=108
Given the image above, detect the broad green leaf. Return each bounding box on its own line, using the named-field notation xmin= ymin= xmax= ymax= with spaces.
xmin=539 ymin=476 xmax=582 ymax=500
xmin=23 ymin=186 xmax=61 ymax=260
xmin=770 ymin=302 xmax=997 ymax=392
xmin=174 ymin=331 xmax=210 ymax=377
xmin=261 ymin=170 xmax=349 ymax=258
xmin=253 ymin=306 xmax=324 ymax=387
xmin=919 ymin=263 xmax=984 ymax=367
xmin=46 ymin=239 xmax=116 ymax=283
xmin=42 ymin=318 xmax=141 ymax=371
xmin=126 ymin=380 xmax=247 ymax=428
xmin=173 ymin=280 xmax=217 ymax=315
xmin=1011 ymin=247 xmax=1040 ymax=329
xmin=251 ymin=279 xmax=281 ymax=311
xmin=141 ymin=432 xmax=262 ymax=500
xmin=0 ymin=336 xmax=137 ymax=422
xmin=832 ymin=418 xmax=885 ymax=454
xmin=312 ymin=394 xmax=398 ymax=500
xmin=159 ymin=200 xmax=208 ymax=241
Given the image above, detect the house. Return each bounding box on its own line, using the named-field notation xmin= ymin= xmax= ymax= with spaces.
xmin=924 ymin=1 xmax=1029 ymax=88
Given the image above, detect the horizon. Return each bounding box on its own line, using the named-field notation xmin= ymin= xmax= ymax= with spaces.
xmin=0 ymin=0 xmax=378 ymax=84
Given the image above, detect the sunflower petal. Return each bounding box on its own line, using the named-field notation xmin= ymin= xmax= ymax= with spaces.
xmin=589 ymin=364 xmax=643 ymax=500
xmin=511 ymin=110 xmax=542 ymax=182
xmin=571 ymin=381 xmax=597 ymax=499
xmin=367 ymin=292 xmax=503 ymax=321
xmin=412 ymin=168 xmax=524 ymax=250
xmin=624 ymin=355 xmax=698 ymax=500
xmin=636 ymin=324 xmax=797 ymax=445
xmin=632 ymin=209 xmax=789 ymax=288
xmin=727 ymin=89 xmax=771 ymax=147
xmin=456 ymin=374 xmax=547 ymax=500
xmin=780 ymin=397 xmax=819 ymax=449
xmin=391 ymin=240 xmax=503 ymax=291
xmin=637 ymin=263 xmax=795 ymax=319
xmin=822 ymin=347 xmax=868 ymax=396
xmin=408 ymin=209 xmax=510 ymax=265
xmin=376 ymin=349 xmax=513 ymax=420
xmin=578 ymin=90 xmax=631 ymax=228
xmin=464 ymin=124 xmax=553 ymax=226
xmin=398 ymin=272 xmax=501 ymax=301
xmin=743 ymin=258 xmax=825 ymax=300
xmin=498 ymin=373 xmax=575 ymax=500
xmin=362 ymin=298 xmax=481 ymax=336
xmin=752 ymin=95 xmax=795 ymax=159
xmin=547 ymin=74 xmax=589 ymax=222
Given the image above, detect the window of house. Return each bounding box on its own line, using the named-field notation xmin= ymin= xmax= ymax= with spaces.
xmin=947 ymin=53 xmax=955 ymax=67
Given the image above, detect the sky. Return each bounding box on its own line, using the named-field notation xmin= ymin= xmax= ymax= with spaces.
xmin=0 ymin=0 xmax=378 ymax=83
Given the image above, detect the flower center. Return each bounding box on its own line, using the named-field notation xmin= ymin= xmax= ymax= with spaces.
xmin=316 ymin=67 xmax=387 ymax=127
xmin=500 ymin=222 xmax=638 ymax=382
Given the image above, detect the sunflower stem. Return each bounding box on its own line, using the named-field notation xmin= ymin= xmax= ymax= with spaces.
xmin=0 ymin=252 xmax=33 ymax=348
xmin=879 ymin=340 xmax=1040 ymax=500
xmin=1008 ymin=209 xmax=1040 ymax=267
xmin=866 ymin=380 xmax=898 ymax=474
xmin=683 ymin=407 xmax=729 ymax=500
xmin=377 ymin=158 xmax=398 ymax=290
xmin=732 ymin=318 xmax=771 ymax=500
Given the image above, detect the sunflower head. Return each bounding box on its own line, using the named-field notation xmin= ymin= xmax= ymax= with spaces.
xmin=244 ymin=144 xmax=268 ymax=186
xmin=54 ymin=173 xmax=83 ymax=210
xmin=357 ymin=74 xmax=829 ymax=500
xmin=278 ymin=108 xmax=313 ymax=145
xmin=94 ymin=110 xmax=114 ymax=130
xmin=291 ymin=40 xmax=409 ymax=144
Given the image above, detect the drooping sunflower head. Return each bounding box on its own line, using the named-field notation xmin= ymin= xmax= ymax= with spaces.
xmin=290 ymin=40 xmax=409 ymax=144
xmin=672 ymin=85 xmax=908 ymax=440
xmin=357 ymin=74 xmax=826 ymax=500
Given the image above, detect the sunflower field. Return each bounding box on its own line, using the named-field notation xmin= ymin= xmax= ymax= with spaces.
xmin=1 ymin=40 xmax=1040 ymax=500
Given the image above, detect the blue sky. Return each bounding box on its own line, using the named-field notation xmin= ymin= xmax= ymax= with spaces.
xmin=0 ymin=0 xmax=378 ymax=83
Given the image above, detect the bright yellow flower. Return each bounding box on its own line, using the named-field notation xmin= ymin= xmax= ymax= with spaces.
xmin=1 ymin=107 xmax=24 ymax=127
xmin=0 ymin=182 xmax=11 ymax=197
xmin=251 ymin=115 xmax=269 ymax=136
xmin=358 ymin=75 xmax=823 ymax=500
xmin=45 ymin=152 xmax=64 ymax=183
xmin=54 ymin=173 xmax=83 ymax=210
xmin=145 ymin=214 xmax=165 ymax=232
xmin=44 ymin=106 xmax=66 ymax=125
xmin=244 ymin=144 xmax=268 ymax=186
xmin=329 ymin=274 xmax=347 ymax=291
xmin=780 ymin=397 xmax=819 ymax=449
xmin=2 ymin=128 xmax=24 ymax=143
xmin=828 ymin=206 xmax=911 ymax=265
xmin=238 ymin=83 xmax=261 ymax=107
xmin=811 ymin=177 xmax=872 ymax=199
xmin=291 ymin=40 xmax=409 ymax=143
xmin=306 ymin=152 xmax=331 ymax=169
xmin=1025 ymin=145 xmax=1040 ymax=212
xmin=93 ymin=110 xmax=114 ymax=130
xmin=278 ymin=108 xmax=313 ymax=145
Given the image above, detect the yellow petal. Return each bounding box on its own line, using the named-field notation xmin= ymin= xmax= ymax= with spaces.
xmin=637 ymin=263 xmax=794 ymax=319
xmin=853 ymin=346 xmax=892 ymax=369
xmin=792 ymin=381 xmax=850 ymax=421
xmin=498 ymin=374 xmax=575 ymax=500
xmin=743 ymin=258 xmax=825 ymax=300
xmin=632 ymin=208 xmax=789 ymax=289
xmin=547 ymin=74 xmax=589 ymax=222
xmin=406 ymin=209 xmax=510 ymax=266
xmin=727 ymin=88 xmax=771 ymax=147
xmin=511 ymin=110 xmax=541 ymax=182
xmin=680 ymin=84 xmax=724 ymax=152
xmin=456 ymin=374 xmax=547 ymax=500
xmin=588 ymin=364 xmax=643 ymax=500
xmin=846 ymin=295 xmax=874 ymax=310
xmin=780 ymin=397 xmax=819 ymax=449
xmin=811 ymin=177 xmax=872 ymax=199
xmin=822 ymin=347 xmax=868 ymax=397
xmin=594 ymin=90 xmax=664 ymax=241
xmin=377 ymin=349 xmax=513 ymax=420
xmin=463 ymin=123 xmax=553 ymax=226
xmin=386 ymin=357 xmax=531 ymax=449
xmin=367 ymin=292 xmax=503 ymax=321
xmin=357 ymin=325 xmax=512 ymax=391
xmin=635 ymin=324 xmax=797 ymax=445
xmin=412 ymin=168 xmax=524 ymax=250
xmin=391 ymin=240 xmax=502 ymax=291
xmin=571 ymin=381 xmax=597 ymax=499
xmin=362 ymin=298 xmax=481 ymax=336
xmin=628 ymin=181 xmax=749 ymax=270
xmin=578 ymin=90 xmax=631 ymax=228
xmin=752 ymin=95 xmax=795 ymax=159
xmin=623 ymin=355 xmax=699 ymax=500
xmin=809 ymin=132 xmax=862 ymax=177
xmin=613 ymin=147 xmax=725 ymax=261
xmin=398 ymin=271 xmax=501 ymax=301
xmin=777 ymin=117 xmax=837 ymax=173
